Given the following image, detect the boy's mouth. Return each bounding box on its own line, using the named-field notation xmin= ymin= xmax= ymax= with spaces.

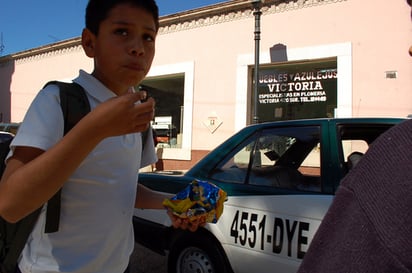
xmin=125 ymin=63 xmax=146 ymax=72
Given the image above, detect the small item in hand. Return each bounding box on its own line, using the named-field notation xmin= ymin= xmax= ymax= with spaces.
xmin=163 ymin=180 xmax=227 ymax=223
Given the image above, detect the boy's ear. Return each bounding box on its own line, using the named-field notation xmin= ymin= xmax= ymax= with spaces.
xmin=81 ymin=28 xmax=96 ymax=58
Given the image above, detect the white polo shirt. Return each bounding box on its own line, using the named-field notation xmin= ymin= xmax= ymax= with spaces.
xmin=9 ymin=70 xmax=156 ymax=273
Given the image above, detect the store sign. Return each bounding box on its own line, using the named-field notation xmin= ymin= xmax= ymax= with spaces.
xmin=256 ymin=59 xmax=338 ymax=122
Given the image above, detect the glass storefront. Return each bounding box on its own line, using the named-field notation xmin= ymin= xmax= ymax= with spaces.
xmin=253 ymin=57 xmax=338 ymax=123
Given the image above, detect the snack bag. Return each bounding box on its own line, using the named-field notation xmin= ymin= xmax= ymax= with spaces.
xmin=163 ymin=180 xmax=227 ymax=223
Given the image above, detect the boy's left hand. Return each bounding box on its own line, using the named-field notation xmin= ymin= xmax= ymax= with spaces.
xmin=167 ymin=209 xmax=206 ymax=232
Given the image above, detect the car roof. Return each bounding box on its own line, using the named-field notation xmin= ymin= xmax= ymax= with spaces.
xmin=247 ymin=117 xmax=405 ymax=128
xmin=234 ymin=117 xmax=405 ymax=138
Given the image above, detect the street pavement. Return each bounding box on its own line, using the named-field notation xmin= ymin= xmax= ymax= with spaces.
xmin=130 ymin=243 xmax=168 ymax=273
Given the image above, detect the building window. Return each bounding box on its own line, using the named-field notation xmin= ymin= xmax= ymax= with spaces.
xmin=140 ymin=74 xmax=184 ymax=148
xmin=236 ymin=42 xmax=352 ymax=131
xmin=253 ymin=57 xmax=337 ymax=123
xmin=139 ymin=62 xmax=194 ymax=160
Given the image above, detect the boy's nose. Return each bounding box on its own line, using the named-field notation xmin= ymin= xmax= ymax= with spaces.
xmin=129 ymin=40 xmax=144 ymax=56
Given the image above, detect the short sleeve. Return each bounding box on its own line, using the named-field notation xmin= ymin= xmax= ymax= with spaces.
xmin=9 ymin=84 xmax=64 ymax=155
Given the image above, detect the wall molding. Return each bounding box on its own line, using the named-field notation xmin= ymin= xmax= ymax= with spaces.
xmin=158 ymin=0 xmax=347 ymax=34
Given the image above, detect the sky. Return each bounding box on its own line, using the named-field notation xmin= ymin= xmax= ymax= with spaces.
xmin=0 ymin=0 xmax=228 ymax=56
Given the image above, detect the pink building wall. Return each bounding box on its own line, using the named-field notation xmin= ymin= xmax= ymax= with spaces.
xmin=6 ymin=46 xmax=93 ymax=121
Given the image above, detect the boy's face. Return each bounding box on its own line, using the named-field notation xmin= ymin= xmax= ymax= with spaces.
xmin=82 ymin=4 xmax=157 ymax=95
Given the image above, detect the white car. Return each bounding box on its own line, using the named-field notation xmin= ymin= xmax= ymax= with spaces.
xmin=133 ymin=118 xmax=404 ymax=273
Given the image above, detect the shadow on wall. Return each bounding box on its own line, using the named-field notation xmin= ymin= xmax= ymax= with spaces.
xmin=0 ymin=56 xmax=15 ymax=123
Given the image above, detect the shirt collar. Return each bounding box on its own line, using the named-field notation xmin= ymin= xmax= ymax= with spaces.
xmin=73 ymin=70 xmax=116 ymax=103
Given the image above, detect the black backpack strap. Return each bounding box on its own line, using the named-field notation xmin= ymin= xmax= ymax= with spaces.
xmin=0 ymin=135 xmax=13 ymax=176
xmin=55 ymin=81 xmax=91 ymax=136
xmin=42 ymin=81 xmax=91 ymax=233
xmin=2 ymin=207 xmax=42 ymax=273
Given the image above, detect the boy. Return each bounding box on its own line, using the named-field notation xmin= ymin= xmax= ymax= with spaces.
xmin=0 ymin=1 xmax=198 ymax=272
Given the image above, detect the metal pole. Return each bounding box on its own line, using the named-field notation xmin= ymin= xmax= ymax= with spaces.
xmin=252 ymin=3 xmax=262 ymax=124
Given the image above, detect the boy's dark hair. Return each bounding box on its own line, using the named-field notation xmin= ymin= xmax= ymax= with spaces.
xmin=85 ymin=0 xmax=159 ymax=35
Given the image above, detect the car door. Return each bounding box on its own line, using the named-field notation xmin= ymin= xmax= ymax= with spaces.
xmin=207 ymin=124 xmax=334 ymax=273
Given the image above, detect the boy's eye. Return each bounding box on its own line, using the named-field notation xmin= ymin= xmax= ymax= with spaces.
xmin=144 ymin=33 xmax=155 ymax=42
xmin=115 ymin=28 xmax=128 ymax=36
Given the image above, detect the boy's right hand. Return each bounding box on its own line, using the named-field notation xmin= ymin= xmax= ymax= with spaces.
xmin=84 ymin=91 xmax=155 ymax=138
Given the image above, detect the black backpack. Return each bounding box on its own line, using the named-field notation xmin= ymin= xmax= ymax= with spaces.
xmin=0 ymin=81 xmax=91 ymax=273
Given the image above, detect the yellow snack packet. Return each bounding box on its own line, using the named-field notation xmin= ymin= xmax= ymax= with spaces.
xmin=163 ymin=180 xmax=227 ymax=223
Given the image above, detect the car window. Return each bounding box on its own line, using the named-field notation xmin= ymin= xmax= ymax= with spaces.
xmin=209 ymin=125 xmax=321 ymax=192
xmin=337 ymin=123 xmax=395 ymax=175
